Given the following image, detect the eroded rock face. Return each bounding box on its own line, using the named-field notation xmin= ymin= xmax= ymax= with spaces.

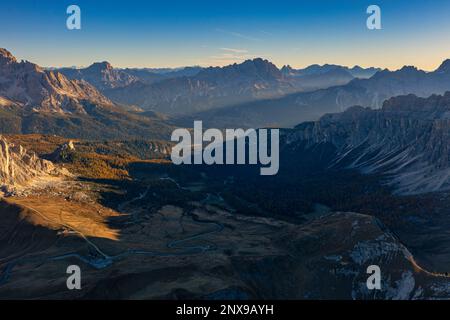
xmin=0 ymin=48 xmax=113 ymax=113
xmin=284 ymin=92 xmax=450 ymax=195
xmin=0 ymin=135 xmax=61 ymax=194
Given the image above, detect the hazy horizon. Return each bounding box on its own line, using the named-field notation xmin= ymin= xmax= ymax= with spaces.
xmin=5 ymin=49 xmax=448 ymax=74
xmin=2 ymin=0 xmax=450 ymax=71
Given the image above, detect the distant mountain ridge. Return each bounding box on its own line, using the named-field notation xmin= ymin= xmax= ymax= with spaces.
xmin=188 ymin=59 xmax=450 ymax=129
xmin=57 ymin=63 xmax=204 ymax=91
xmin=281 ymin=64 xmax=381 ymax=79
xmin=53 ymin=57 xmax=384 ymax=118
xmin=57 ymin=61 xmax=140 ymax=91
xmin=105 ymin=58 xmax=359 ymax=115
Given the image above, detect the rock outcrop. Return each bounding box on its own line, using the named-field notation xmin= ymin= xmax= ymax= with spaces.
xmin=0 ymin=135 xmax=64 ymax=194
xmin=48 ymin=140 xmax=76 ymax=162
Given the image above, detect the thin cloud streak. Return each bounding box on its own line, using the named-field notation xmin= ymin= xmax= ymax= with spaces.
xmin=220 ymin=48 xmax=249 ymax=53
xmin=215 ymin=28 xmax=261 ymax=42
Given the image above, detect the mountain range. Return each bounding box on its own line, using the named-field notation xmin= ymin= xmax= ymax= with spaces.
xmin=58 ymin=58 xmax=376 ymax=116
xmin=281 ymin=63 xmax=380 ymax=79
xmin=105 ymin=58 xmax=298 ymax=115
xmin=0 ymin=48 xmax=112 ymax=113
xmin=56 ymin=61 xmax=140 ymax=91
xmin=189 ymin=60 xmax=450 ymax=128
xmin=56 ymin=63 xmax=204 ymax=91
xmin=4 ymin=45 xmax=450 ymax=141
xmin=282 ymin=91 xmax=450 ymax=195
xmin=0 ymin=49 xmax=174 ymax=139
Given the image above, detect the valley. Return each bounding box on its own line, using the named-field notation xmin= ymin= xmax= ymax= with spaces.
xmin=0 ymin=133 xmax=450 ymax=299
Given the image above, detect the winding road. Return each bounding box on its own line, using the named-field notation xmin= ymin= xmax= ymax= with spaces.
xmin=0 ymin=177 xmax=226 ymax=286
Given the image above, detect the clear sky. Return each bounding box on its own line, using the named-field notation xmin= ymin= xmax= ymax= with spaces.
xmin=1 ymin=0 xmax=450 ymax=70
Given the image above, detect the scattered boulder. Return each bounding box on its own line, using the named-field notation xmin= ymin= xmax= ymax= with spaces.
xmin=49 ymin=140 xmax=76 ymax=162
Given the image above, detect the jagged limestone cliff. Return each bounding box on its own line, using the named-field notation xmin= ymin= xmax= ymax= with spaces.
xmin=0 ymin=135 xmax=65 ymax=194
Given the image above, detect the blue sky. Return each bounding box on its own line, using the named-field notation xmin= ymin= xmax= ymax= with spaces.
xmin=1 ymin=0 xmax=450 ymax=70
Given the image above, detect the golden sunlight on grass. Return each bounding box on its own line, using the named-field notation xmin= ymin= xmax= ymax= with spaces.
xmin=8 ymin=196 xmax=121 ymax=241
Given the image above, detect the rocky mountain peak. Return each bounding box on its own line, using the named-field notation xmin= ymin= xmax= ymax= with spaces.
xmin=87 ymin=61 xmax=114 ymax=72
xmin=196 ymin=57 xmax=282 ymax=82
xmin=0 ymin=48 xmax=17 ymax=65
xmin=398 ymin=65 xmax=419 ymax=73
xmin=281 ymin=65 xmax=294 ymax=75
xmin=0 ymin=48 xmax=113 ymax=112
xmin=369 ymin=66 xmax=423 ymax=81
xmin=436 ymin=59 xmax=450 ymax=73
xmin=234 ymin=58 xmax=282 ymax=79
xmin=59 ymin=60 xmax=138 ymax=90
